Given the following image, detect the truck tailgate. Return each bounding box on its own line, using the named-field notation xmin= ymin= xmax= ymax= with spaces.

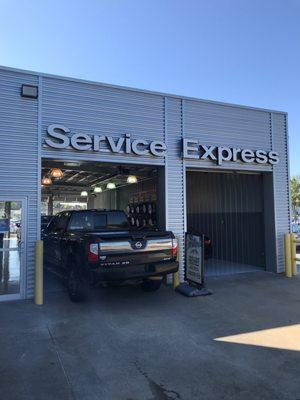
xmin=98 ymin=235 xmax=174 ymax=266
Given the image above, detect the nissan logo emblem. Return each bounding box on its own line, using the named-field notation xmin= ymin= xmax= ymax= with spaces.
xmin=135 ymin=241 xmax=143 ymax=249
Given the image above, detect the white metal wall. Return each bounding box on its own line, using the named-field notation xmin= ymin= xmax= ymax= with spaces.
xmin=41 ymin=77 xmax=165 ymax=166
xmin=0 ymin=66 xmax=290 ymax=297
xmin=272 ymin=113 xmax=290 ymax=272
xmin=184 ymin=100 xmax=273 ymax=172
xmin=0 ymin=69 xmax=39 ymax=298
xmin=165 ymin=98 xmax=186 ymax=280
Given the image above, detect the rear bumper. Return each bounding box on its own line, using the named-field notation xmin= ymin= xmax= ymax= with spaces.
xmin=89 ymin=261 xmax=179 ymax=282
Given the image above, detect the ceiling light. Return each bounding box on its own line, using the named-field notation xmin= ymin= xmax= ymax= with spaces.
xmin=63 ymin=162 xmax=80 ymax=167
xmin=127 ymin=175 xmax=138 ymax=184
xmin=42 ymin=177 xmax=52 ymax=185
xmin=50 ymin=168 xmax=63 ymax=178
xmin=106 ymin=182 xmax=116 ymax=190
xmin=93 ymin=186 xmax=102 ymax=193
xmin=80 ymin=190 xmax=88 ymax=197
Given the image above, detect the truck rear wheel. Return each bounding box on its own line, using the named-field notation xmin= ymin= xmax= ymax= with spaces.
xmin=141 ymin=278 xmax=162 ymax=292
xmin=67 ymin=269 xmax=87 ymax=302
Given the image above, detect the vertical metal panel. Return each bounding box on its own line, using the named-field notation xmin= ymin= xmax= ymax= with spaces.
xmin=0 ymin=69 xmax=39 ymax=298
xmin=37 ymin=76 xmax=42 ymax=240
xmin=165 ymin=98 xmax=185 ymax=280
xmin=164 ymin=97 xmax=169 ymax=230
xmin=263 ymin=173 xmax=277 ymax=272
xmin=272 ymin=113 xmax=290 ymax=272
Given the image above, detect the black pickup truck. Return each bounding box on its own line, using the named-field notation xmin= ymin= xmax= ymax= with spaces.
xmin=43 ymin=209 xmax=178 ymax=302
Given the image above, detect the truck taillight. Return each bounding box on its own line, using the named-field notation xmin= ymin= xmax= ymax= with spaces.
xmin=87 ymin=243 xmax=99 ymax=262
xmin=172 ymin=238 xmax=178 ymax=258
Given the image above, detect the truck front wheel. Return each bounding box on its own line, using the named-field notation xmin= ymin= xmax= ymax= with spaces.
xmin=67 ymin=269 xmax=87 ymax=302
xmin=141 ymin=278 xmax=162 ymax=292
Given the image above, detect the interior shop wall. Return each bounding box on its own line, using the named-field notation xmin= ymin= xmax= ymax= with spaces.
xmin=88 ymin=170 xmax=166 ymax=230
xmin=88 ymin=179 xmax=156 ymax=211
xmin=116 ymin=172 xmax=165 ymax=230
xmin=187 ymin=171 xmax=266 ymax=267
xmin=116 ymin=179 xmax=156 ymax=211
xmin=88 ymin=190 xmax=116 ymax=210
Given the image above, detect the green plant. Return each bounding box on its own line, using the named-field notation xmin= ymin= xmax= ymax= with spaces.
xmin=290 ymin=176 xmax=300 ymax=218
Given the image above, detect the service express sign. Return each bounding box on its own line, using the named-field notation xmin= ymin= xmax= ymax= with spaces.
xmin=44 ymin=124 xmax=279 ymax=166
xmin=185 ymin=233 xmax=204 ymax=286
xmin=182 ymin=139 xmax=279 ymax=166
xmin=45 ymin=124 xmax=167 ymax=157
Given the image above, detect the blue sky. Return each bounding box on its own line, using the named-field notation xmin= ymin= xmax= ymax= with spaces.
xmin=1 ymin=0 xmax=299 ymax=175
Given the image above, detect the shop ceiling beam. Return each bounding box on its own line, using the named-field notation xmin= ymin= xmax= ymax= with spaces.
xmin=44 ymin=182 xmax=89 ymax=188
xmin=42 ymin=162 xmax=118 ymax=175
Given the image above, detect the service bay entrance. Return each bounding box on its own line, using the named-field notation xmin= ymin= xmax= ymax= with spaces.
xmin=186 ymin=170 xmax=271 ymax=276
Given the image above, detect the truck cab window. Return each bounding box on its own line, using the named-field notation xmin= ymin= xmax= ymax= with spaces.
xmin=107 ymin=212 xmax=129 ymax=229
xmin=47 ymin=216 xmax=59 ymax=233
xmin=68 ymin=212 xmax=107 ymax=231
xmin=47 ymin=213 xmax=69 ymax=233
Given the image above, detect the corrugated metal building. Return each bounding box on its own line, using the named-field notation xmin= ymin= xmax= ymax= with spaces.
xmin=0 ymin=66 xmax=290 ymax=301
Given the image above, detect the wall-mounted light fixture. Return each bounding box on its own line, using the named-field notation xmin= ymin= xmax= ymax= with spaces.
xmin=93 ymin=186 xmax=102 ymax=193
xmin=106 ymin=183 xmax=116 ymax=190
xmin=21 ymin=84 xmax=38 ymax=99
xmin=127 ymin=175 xmax=138 ymax=184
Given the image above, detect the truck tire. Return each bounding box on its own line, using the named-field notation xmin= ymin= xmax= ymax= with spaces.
xmin=141 ymin=278 xmax=162 ymax=292
xmin=67 ymin=269 xmax=87 ymax=302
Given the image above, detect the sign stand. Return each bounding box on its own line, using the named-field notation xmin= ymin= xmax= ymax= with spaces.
xmin=176 ymin=232 xmax=212 ymax=297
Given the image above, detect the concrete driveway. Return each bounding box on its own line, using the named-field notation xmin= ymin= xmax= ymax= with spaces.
xmin=1 ymin=272 xmax=300 ymax=400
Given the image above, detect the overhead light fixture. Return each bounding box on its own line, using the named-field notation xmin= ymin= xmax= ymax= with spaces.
xmin=80 ymin=190 xmax=88 ymax=197
xmin=93 ymin=186 xmax=102 ymax=193
xmin=63 ymin=161 xmax=80 ymax=167
xmin=127 ymin=175 xmax=138 ymax=184
xmin=106 ymin=182 xmax=116 ymax=190
xmin=50 ymin=168 xmax=63 ymax=179
xmin=42 ymin=177 xmax=52 ymax=185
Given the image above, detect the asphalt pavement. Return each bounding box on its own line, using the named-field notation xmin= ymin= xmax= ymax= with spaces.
xmin=1 ymin=271 xmax=300 ymax=400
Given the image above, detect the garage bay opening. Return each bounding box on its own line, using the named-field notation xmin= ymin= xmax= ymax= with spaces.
xmin=186 ymin=170 xmax=274 ymax=276
xmin=41 ymin=160 xmax=165 ymax=230
xmin=41 ymin=159 xmax=174 ymax=298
